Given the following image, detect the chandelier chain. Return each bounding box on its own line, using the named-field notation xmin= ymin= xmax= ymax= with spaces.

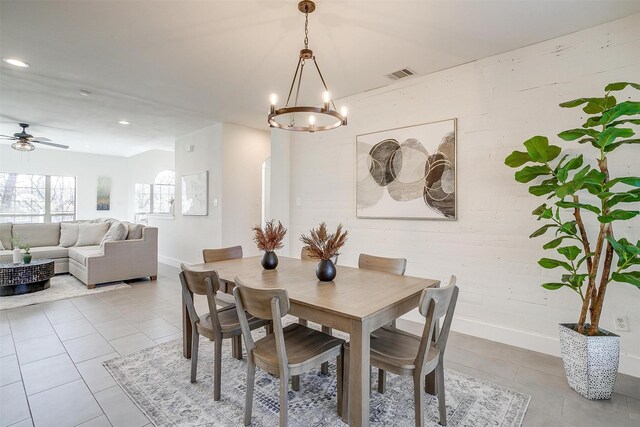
xmin=304 ymin=11 xmax=309 ymax=49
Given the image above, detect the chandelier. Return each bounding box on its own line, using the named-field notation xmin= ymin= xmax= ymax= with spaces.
xmin=268 ymin=1 xmax=347 ymax=132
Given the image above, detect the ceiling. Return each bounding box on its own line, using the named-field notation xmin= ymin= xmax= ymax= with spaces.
xmin=1 ymin=0 xmax=639 ymax=157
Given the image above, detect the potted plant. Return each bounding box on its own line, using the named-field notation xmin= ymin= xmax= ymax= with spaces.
xmin=505 ymin=82 xmax=639 ymax=400
xmin=21 ymin=244 xmax=32 ymax=264
xmin=252 ymin=219 xmax=287 ymax=270
xmin=300 ymin=222 xmax=348 ymax=281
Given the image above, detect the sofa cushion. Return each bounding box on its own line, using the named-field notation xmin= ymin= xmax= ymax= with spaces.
xmin=75 ymin=223 xmax=109 ymax=247
xmin=28 ymin=246 xmax=69 ymax=260
xmin=12 ymin=223 xmax=61 ymax=248
xmin=68 ymin=245 xmax=102 ymax=266
xmin=126 ymin=223 xmax=144 ymax=240
xmin=100 ymin=222 xmax=128 ymax=247
xmin=0 ymin=223 xmax=11 ymax=250
xmin=59 ymin=223 xmax=79 ymax=247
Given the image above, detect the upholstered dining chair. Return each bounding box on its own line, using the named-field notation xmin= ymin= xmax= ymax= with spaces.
xmin=179 ymin=264 xmax=269 ymax=401
xmin=233 ymin=277 xmax=346 ymax=426
xmin=342 ymin=276 xmax=459 ymax=426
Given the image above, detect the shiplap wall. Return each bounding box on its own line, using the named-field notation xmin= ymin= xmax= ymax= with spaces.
xmin=286 ymin=14 xmax=640 ymax=375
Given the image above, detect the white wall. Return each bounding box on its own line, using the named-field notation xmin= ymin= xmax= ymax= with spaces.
xmin=286 ymin=14 xmax=640 ymax=376
xmin=0 ymin=145 xmax=129 ymax=220
xmin=153 ymin=122 xmax=270 ymax=265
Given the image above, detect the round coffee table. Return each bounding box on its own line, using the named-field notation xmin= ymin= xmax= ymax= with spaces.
xmin=0 ymin=259 xmax=55 ymax=297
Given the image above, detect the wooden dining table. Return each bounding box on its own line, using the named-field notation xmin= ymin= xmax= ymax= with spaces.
xmin=182 ymin=256 xmax=440 ymax=426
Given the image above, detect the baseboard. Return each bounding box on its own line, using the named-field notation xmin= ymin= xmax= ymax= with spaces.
xmin=401 ymin=312 xmax=640 ymax=378
xmin=157 ymin=255 xmax=182 ymax=268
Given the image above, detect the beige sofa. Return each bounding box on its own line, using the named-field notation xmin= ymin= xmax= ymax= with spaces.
xmin=0 ymin=221 xmax=158 ymax=289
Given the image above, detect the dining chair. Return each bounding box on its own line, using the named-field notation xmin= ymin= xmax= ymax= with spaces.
xmin=202 ymin=245 xmax=243 ymax=306
xmin=298 ymin=247 xmax=338 ymax=377
xmin=342 ymin=276 xmax=459 ymax=426
xmin=233 ymin=277 xmax=346 ymax=426
xmin=179 ymin=264 xmax=270 ymax=401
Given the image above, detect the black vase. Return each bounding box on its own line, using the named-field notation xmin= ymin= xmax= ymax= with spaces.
xmin=261 ymin=251 xmax=278 ymax=270
xmin=316 ymin=259 xmax=336 ymax=281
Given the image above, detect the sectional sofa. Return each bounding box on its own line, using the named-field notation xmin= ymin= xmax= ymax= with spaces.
xmin=0 ymin=219 xmax=158 ymax=288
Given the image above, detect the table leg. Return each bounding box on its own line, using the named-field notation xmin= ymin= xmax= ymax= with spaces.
xmin=349 ymin=319 xmax=370 ymax=427
xmin=182 ymin=290 xmax=192 ymax=359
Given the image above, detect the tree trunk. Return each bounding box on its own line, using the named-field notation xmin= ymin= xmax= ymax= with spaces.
xmin=577 ymin=224 xmax=605 ymax=334
xmin=572 ymin=195 xmax=593 ymax=273
xmin=589 ymin=228 xmax=614 ymax=335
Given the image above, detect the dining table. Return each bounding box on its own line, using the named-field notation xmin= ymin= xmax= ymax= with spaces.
xmin=182 ymin=256 xmax=440 ymax=427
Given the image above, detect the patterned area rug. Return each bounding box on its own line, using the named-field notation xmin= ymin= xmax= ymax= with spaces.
xmin=104 ymin=332 xmax=530 ymax=426
xmin=0 ymin=274 xmax=130 ymax=310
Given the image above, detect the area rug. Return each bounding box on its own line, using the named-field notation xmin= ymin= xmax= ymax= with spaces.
xmin=104 ymin=334 xmax=530 ymax=426
xmin=0 ymin=274 xmax=130 ymax=310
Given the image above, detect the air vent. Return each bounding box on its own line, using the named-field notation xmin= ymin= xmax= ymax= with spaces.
xmin=387 ymin=68 xmax=416 ymax=80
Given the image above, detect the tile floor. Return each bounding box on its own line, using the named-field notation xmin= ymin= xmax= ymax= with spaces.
xmin=0 ymin=263 xmax=638 ymax=427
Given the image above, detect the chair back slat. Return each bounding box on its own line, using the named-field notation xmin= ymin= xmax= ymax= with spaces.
xmin=234 ymin=277 xmax=290 ymax=320
xmin=415 ymin=276 xmax=459 ymax=370
xmin=358 ymin=253 xmax=407 ymax=275
xmin=203 ymin=245 xmax=243 ymax=263
xmin=180 ymin=263 xmax=220 ymax=295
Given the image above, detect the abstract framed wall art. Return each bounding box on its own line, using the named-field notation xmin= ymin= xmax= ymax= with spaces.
xmin=96 ymin=176 xmax=111 ymax=211
xmin=356 ymin=119 xmax=456 ymax=220
xmin=181 ymin=171 xmax=208 ymax=216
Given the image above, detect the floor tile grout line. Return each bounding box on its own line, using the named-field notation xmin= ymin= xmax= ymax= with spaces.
xmin=5 ymin=310 xmax=34 ymax=426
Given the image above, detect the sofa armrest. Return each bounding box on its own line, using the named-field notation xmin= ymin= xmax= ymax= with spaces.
xmin=85 ymin=227 xmax=158 ymax=284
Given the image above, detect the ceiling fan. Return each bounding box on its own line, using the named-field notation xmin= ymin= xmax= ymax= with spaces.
xmin=1 ymin=123 xmax=69 ymax=151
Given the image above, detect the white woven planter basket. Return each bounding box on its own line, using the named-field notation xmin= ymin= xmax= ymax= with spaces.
xmin=559 ymin=323 xmax=619 ymax=400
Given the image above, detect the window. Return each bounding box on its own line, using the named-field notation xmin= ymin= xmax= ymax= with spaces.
xmin=0 ymin=173 xmax=76 ymax=223
xmin=134 ymin=170 xmax=175 ymax=223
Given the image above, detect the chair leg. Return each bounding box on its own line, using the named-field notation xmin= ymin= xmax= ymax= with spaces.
xmin=232 ymin=335 xmax=242 ymax=360
xmin=336 ymin=352 xmax=344 ymax=417
xmin=190 ymin=330 xmax=199 ymax=383
xmin=213 ymin=339 xmax=222 ymax=401
xmin=244 ymin=357 xmax=255 ymax=426
xmin=341 ymin=347 xmax=349 ymax=423
xmin=413 ymin=372 xmax=425 ymax=427
xmin=377 ymin=368 xmax=386 ymax=393
xmin=279 ymin=372 xmax=289 ymax=427
xmin=436 ymin=364 xmax=447 ymax=426
xmin=266 ymin=321 xmax=273 ymax=335
xmin=291 ymin=375 xmax=300 ymax=391
xmin=320 ymin=326 xmax=332 ymax=375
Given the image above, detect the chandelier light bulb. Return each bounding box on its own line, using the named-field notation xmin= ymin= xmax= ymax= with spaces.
xmin=308 ymin=115 xmax=316 ymax=126
xmin=322 ymin=91 xmax=331 ymax=103
xmin=269 ymin=93 xmax=278 ymax=105
xmin=340 ymin=106 xmax=348 ymax=117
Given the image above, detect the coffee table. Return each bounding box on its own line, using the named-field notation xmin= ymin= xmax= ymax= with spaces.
xmin=0 ymin=259 xmax=55 ymax=296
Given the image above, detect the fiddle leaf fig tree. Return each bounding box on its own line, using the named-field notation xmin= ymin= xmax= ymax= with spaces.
xmin=505 ymin=82 xmax=640 ymax=336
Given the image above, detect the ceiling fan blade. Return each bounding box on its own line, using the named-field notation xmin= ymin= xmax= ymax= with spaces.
xmin=33 ymin=140 xmax=69 ymax=149
xmin=0 ymin=135 xmax=17 ymax=140
xmin=32 ymin=137 xmax=51 ymax=142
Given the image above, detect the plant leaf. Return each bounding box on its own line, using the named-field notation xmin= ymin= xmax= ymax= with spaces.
xmin=530 ymin=224 xmax=557 ymax=238
xmin=515 ymin=165 xmax=551 ymax=183
xmin=604 ymin=82 xmax=640 ymax=92
xmin=598 ymin=209 xmax=640 ymax=223
xmin=505 ymin=150 xmax=532 ymax=168
xmin=611 ymin=272 xmax=640 ymax=288
xmin=556 ymin=200 xmax=601 ymax=214
xmin=558 ymin=245 xmax=581 ymax=261
xmin=523 ymin=136 xmax=561 ymax=163
xmin=539 ymin=258 xmax=573 ymax=271
xmin=586 ymin=101 xmax=640 ymax=127
xmin=542 ymin=283 xmax=565 ymax=290
xmin=604 ymin=138 xmax=640 ymax=152
xmin=606 ymin=177 xmax=640 ymax=188
xmin=543 ymin=237 xmax=566 ymax=249
xmin=596 ymin=127 xmax=635 ymax=149
xmin=529 ymin=184 xmax=556 ymax=196
xmin=608 ymin=189 xmax=640 ymax=207
xmin=557 ymin=129 xmax=599 ymax=141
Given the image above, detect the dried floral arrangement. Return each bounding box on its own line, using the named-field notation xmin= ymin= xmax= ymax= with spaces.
xmin=252 ymin=219 xmax=287 ymax=252
xmin=300 ymin=222 xmax=348 ymax=261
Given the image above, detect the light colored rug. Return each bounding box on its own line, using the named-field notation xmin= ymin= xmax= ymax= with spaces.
xmin=0 ymin=274 xmax=130 ymax=310
xmin=104 ymin=333 xmax=530 ymax=426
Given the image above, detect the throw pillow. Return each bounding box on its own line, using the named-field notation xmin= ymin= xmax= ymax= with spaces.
xmin=75 ymin=222 xmax=110 ymax=247
xmin=59 ymin=223 xmax=79 ymax=247
xmin=100 ymin=222 xmax=128 ymax=247
xmin=126 ymin=223 xmax=144 ymax=240
xmin=0 ymin=240 xmax=3 ymax=250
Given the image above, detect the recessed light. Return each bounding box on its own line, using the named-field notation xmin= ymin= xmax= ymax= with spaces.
xmin=80 ymin=90 xmax=91 ymax=96
xmin=118 ymin=120 xmax=130 ymax=125
xmin=3 ymin=58 xmax=30 ymax=68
